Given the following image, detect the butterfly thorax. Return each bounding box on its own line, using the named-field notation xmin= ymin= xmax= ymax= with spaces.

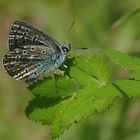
xmin=51 ymin=44 xmax=71 ymax=68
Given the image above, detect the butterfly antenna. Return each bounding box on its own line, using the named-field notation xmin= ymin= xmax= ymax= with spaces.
xmin=64 ymin=20 xmax=75 ymax=44
xmin=67 ymin=20 xmax=75 ymax=38
xmin=65 ymin=20 xmax=88 ymax=50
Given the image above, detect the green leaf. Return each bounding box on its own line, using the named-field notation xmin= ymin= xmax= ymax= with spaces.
xmin=114 ymin=80 xmax=140 ymax=97
xmin=105 ymin=49 xmax=140 ymax=71
xmin=70 ymin=55 xmax=112 ymax=86
xmin=26 ymin=54 xmax=112 ymax=138
xmin=129 ymin=71 xmax=140 ymax=81
xmin=28 ymin=76 xmax=77 ymax=98
xmin=88 ymin=55 xmax=112 ymax=85
xmin=26 ymin=79 xmax=140 ymax=138
xmin=92 ymin=80 xmax=140 ymax=116
xmin=26 ymin=97 xmax=62 ymax=124
xmin=26 ymin=52 xmax=140 ymax=139
xmin=94 ymin=80 xmax=140 ymax=103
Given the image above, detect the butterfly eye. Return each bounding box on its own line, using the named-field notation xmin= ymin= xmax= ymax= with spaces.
xmin=41 ymin=50 xmax=46 ymax=54
xmin=30 ymin=46 xmax=35 ymax=51
xmin=23 ymin=50 xmax=27 ymax=54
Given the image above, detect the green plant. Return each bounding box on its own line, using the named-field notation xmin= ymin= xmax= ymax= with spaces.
xmin=25 ymin=8 xmax=140 ymax=139
xmin=25 ymin=49 xmax=140 ymax=139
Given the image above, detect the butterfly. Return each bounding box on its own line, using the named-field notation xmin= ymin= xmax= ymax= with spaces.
xmin=3 ymin=21 xmax=71 ymax=83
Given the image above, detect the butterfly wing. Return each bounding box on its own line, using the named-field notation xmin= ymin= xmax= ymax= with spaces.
xmin=3 ymin=21 xmax=64 ymax=83
xmin=8 ymin=21 xmax=61 ymax=53
xmin=3 ymin=45 xmax=57 ymax=83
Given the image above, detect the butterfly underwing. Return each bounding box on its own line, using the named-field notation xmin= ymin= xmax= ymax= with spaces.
xmin=3 ymin=21 xmax=71 ymax=83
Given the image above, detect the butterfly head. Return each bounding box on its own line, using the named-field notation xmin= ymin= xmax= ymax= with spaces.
xmin=62 ymin=44 xmax=71 ymax=53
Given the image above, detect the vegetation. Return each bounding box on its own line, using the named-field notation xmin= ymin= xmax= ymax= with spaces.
xmin=1 ymin=0 xmax=140 ymax=140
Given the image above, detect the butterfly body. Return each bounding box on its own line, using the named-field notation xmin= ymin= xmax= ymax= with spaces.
xmin=3 ymin=21 xmax=71 ymax=83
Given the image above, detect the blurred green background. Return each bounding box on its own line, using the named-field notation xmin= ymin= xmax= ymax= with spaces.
xmin=0 ymin=0 xmax=140 ymax=140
